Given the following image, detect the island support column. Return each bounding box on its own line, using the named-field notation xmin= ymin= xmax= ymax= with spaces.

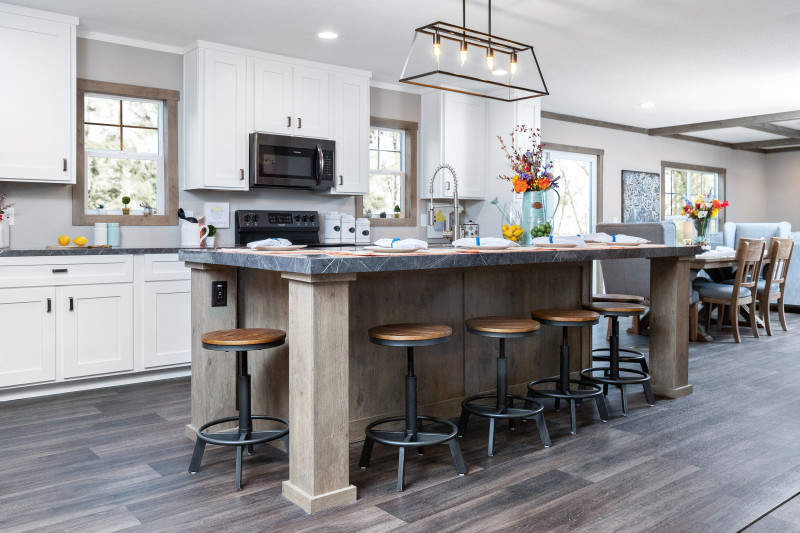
xmin=649 ymin=256 xmax=693 ymax=398
xmin=281 ymin=273 xmax=357 ymax=513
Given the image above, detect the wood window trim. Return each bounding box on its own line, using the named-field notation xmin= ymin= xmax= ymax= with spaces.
xmin=543 ymin=142 xmax=604 ymax=224
xmin=660 ymin=160 xmax=727 ymax=226
xmin=73 ymin=79 xmax=180 ymax=226
xmin=356 ymin=117 xmax=418 ymax=227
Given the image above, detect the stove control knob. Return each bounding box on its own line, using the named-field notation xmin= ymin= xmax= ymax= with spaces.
xmin=294 ymin=215 xmax=301 ymax=222
xmin=309 ymin=215 xmax=316 ymax=222
xmin=252 ymin=214 xmax=259 ymax=222
xmin=243 ymin=214 xmax=251 ymax=222
xmin=302 ymin=215 xmax=308 ymax=222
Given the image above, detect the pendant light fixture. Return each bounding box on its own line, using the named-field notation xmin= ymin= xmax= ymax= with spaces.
xmin=400 ymin=0 xmax=548 ymax=102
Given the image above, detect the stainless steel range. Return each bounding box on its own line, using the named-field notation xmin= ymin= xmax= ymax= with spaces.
xmin=235 ymin=209 xmax=355 ymax=248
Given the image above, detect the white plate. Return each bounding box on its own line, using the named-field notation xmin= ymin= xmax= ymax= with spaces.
xmin=587 ymin=241 xmax=644 ymax=246
xmin=364 ymin=246 xmax=425 ymax=254
xmin=457 ymin=245 xmax=516 ymax=250
xmin=252 ymin=245 xmax=307 ymax=251
xmin=533 ymin=242 xmax=578 ymax=248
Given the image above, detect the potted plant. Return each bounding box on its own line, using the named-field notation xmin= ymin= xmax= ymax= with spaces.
xmin=379 ymin=211 xmax=387 ymax=218
xmin=394 ymin=205 xmax=401 ymax=218
xmin=365 ymin=209 xmax=372 ymax=219
xmin=121 ymin=196 xmax=131 ymax=215
xmin=206 ymin=225 xmax=217 ymax=248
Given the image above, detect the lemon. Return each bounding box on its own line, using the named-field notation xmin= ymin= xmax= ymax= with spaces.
xmin=73 ymin=236 xmax=88 ymax=246
xmin=57 ymin=235 xmax=70 ymax=246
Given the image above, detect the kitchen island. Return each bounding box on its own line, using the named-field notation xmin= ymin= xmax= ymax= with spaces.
xmin=179 ymin=244 xmax=697 ymax=513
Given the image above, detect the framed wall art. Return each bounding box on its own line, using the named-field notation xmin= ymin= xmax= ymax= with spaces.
xmin=621 ymin=170 xmax=661 ymax=222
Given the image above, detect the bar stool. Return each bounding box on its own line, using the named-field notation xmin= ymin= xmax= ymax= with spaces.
xmin=592 ymin=294 xmax=649 ymax=373
xmin=189 ymin=328 xmax=289 ymax=491
xmin=581 ymin=302 xmax=655 ymax=416
xmin=526 ymin=309 xmax=609 ymax=435
xmin=359 ymin=323 xmax=466 ymax=492
xmin=458 ymin=317 xmax=551 ymax=456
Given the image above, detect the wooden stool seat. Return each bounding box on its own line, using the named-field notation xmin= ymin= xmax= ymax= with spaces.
xmin=368 ymin=323 xmax=452 ymax=342
xmin=466 ymin=316 xmax=540 ymax=335
xmin=592 ymin=293 xmax=645 ymax=303
xmin=531 ymin=308 xmax=600 ymax=326
xmin=583 ymin=302 xmax=647 ymax=316
xmin=201 ymin=328 xmax=286 ymax=347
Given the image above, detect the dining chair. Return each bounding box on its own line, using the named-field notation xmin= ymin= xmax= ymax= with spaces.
xmin=759 ymin=237 xmax=794 ymax=335
xmin=696 ymin=238 xmax=765 ymax=343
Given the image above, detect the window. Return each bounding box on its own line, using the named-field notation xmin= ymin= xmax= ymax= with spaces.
xmin=356 ymin=117 xmax=418 ymax=226
xmin=661 ymin=161 xmax=726 ymax=243
xmin=73 ymin=79 xmax=180 ymax=226
xmin=544 ymin=148 xmax=601 ymax=235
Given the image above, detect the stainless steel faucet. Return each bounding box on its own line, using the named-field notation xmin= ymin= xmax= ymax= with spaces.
xmin=428 ymin=164 xmax=461 ymax=242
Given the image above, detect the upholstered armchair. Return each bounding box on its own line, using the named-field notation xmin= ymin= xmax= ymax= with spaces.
xmin=722 ymin=221 xmax=791 ymax=249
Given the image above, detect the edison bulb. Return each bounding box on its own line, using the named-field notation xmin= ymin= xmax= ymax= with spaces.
xmin=432 ymin=34 xmax=441 ymax=59
xmin=509 ymin=52 xmax=518 ymax=76
xmin=486 ymin=49 xmax=494 ymax=71
xmin=459 ymin=41 xmax=468 ymax=66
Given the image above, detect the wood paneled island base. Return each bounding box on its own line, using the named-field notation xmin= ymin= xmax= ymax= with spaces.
xmin=181 ymin=245 xmax=697 ymax=513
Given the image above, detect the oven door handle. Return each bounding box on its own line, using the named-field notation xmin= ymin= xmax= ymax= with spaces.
xmin=315 ymin=144 xmax=324 ymax=187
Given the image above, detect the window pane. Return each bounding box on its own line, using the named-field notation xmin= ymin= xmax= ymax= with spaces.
xmin=671 ymin=194 xmax=685 ymax=217
xmin=551 ymin=158 xmax=591 ymax=235
xmin=369 ymin=129 xmax=379 ymax=149
xmin=87 ymin=156 xmax=157 ymax=210
xmin=363 ymin=174 xmax=404 ymax=217
xmin=672 ymin=170 xmax=686 ymax=196
xmin=122 ymin=100 xmax=158 ymax=128
xmin=664 ymin=170 xmax=672 ymax=195
xmin=85 ymin=124 xmax=121 ymax=150
xmin=85 ymin=96 xmax=120 ymax=125
xmin=702 ymin=173 xmax=716 ymax=196
xmin=379 ymin=130 xmax=401 ymax=151
xmin=379 ymin=151 xmax=401 ymax=171
xmin=689 ymin=172 xmax=705 ymax=196
xmin=369 ymin=150 xmax=378 ymax=170
xmin=122 ymin=127 xmax=159 ymax=153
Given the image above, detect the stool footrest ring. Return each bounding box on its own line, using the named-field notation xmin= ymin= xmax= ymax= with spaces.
xmin=592 ymin=347 xmax=645 ymax=362
xmin=461 ymin=393 xmax=544 ymax=419
xmin=365 ymin=415 xmax=457 ymax=448
xmin=579 ymin=366 xmax=650 ymax=386
xmin=196 ymin=415 xmax=289 ymax=447
xmin=527 ymin=377 xmax=604 ymax=400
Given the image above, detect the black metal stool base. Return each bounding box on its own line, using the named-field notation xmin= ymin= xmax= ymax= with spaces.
xmin=190 ymin=415 xmax=289 ymax=491
xmin=359 ymin=415 xmax=465 ymax=492
xmin=592 ymin=347 xmax=648 ymax=373
xmin=527 ymin=378 xmax=608 ymax=435
xmin=580 ymin=367 xmax=655 ymax=416
xmin=458 ymin=393 xmax=550 ymax=455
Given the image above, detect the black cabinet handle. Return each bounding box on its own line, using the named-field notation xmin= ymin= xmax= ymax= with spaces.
xmin=362 ymin=230 xmax=369 ymax=236
xmin=63 ymin=158 xmax=67 ymax=171
xmin=339 ymin=175 xmax=343 ymax=186
xmin=240 ymin=168 xmax=244 ymax=181
xmin=47 ymin=298 xmax=51 ymax=313
xmin=69 ymin=297 xmax=74 ymax=311
xmin=333 ymin=225 xmax=340 ymax=231
xmin=287 ymin=116 xmax=291 ymax=127
xmin=349 ymin=227 xmax=355 ymax=233
xmin=297 ymin=117 xmax=302 ymax=129
xmin=52 ymin=268 xmax=68 ymax=273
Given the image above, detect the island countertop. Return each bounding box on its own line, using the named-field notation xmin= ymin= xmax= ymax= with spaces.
xmin=179 ymin=244 xmax=699 ymax=275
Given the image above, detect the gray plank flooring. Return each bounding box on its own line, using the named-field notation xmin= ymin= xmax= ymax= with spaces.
xmin=1 ymin=314 xmax=799 ymax=532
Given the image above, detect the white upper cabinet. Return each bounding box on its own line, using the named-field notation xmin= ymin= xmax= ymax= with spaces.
xmin=0 ymin=6 xmax=76 ymax=183
xmin=329 ymin=73 xmax=369 ymax=195
xmin=421 ymin=92 xmax=486 ymax=199
xmin=292 ymin=66 xmax=330 ymax=139
xmin=251 ymin=58 xmax=294 ymax=135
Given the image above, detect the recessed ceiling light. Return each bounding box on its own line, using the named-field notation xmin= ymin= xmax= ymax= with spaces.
xmin=639 ymin=102 xmax=655 ymax=108
xmin=317 ymin=31 xmax=338 ymax=40
xmin=492 ymin=69 xmax=508 ymax=76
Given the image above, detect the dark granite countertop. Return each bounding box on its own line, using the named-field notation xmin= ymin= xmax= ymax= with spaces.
xmin=0 ymin=246 xmax=192 ymax=257
xmin=179 ymin=245 xmax=700 ymax=275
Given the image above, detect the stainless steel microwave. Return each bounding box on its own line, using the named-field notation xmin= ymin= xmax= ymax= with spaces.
xmin=249 ymin=132 xmax=335 ymax=189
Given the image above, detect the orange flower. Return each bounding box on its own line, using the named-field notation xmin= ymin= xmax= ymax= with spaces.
xmin=537 ymin=177 xmax=551 ymax=190
xmin=514 ymin=179 xmax=530 ymax=193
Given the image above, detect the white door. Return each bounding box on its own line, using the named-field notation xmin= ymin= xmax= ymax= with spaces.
xmin=142 ymin=280 xmax=191 ymax=368
xmin=251 ymin=58 xmax=294 ymax=135
xmin=203 ymin=49 xmax=248 ymax=189
xmin=63 ymin=284 xmax=133 ymax=378
xmin=331 ymin=73 xmax=369 ymax=194
xmin=293 ymin=66 xmax=330 ymax=139
xmin=544 ymin=149 xmax=598 ymax=235
xmin=0 ymin=12 xmax=73 ymax=183
xmin=443 ymin=92 xmax=485 ymax=199
xmin=0 ymin=287 xmax=56 ymax=387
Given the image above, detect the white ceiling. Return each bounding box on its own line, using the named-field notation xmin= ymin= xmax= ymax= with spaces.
xmin=6 ymin=0 xmax=800 ymax=140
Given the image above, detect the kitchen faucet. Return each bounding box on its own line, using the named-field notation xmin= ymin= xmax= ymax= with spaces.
xmin=428 ymin=164 xmax=462 ymax=242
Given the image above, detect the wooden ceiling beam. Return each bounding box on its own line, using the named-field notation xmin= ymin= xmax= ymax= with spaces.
xmin=744 ymin=123 xmax=800 ymax=141
xmin=648 ymin=110 xmax=800 ymax=136
xmin=763 ymin=146 xmax=800 ymax=154
xmin=733 ymin=138 xmax=800 ymax=150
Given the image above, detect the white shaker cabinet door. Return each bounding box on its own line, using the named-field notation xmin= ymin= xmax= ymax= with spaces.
xmin=202 ymin=49 xmax=248 ymax=189
xmin=142 ymin=280 xmax=191 ymax=368
xmin=293 ymin=66 xmax=330 ymax=139
xmin=0 ymin=12 xmax=74 ymax=183
xmin=442 ymin=92 xmax=485 ymax=199
xmin=330 ymin=73 xmax=369 ymax=194
xmin=251 ymin=58 xmax=294 ymax=135
xmin=0 ymin=287 xmax=56 ymax=387
xmin=63 ymin=283 xmax=133 ymax=378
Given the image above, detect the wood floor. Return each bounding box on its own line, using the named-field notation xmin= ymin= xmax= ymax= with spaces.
xmin=2 ymin=314 xmax=800 ymax=532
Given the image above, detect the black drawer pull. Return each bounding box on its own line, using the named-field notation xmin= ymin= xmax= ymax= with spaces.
xmin=47 ymin=298 xmax=51 ymax=313
xmin=69 ymin=297 xmax=74 ymax=311
xmin=52 ymin=268 xmax=68 ymax=274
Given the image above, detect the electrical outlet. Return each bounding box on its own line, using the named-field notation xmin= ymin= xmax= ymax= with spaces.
xmin=211 ymin=281 xmax=227 ymax=307
xmin=4 ymin=207 xmax=14 ymax=225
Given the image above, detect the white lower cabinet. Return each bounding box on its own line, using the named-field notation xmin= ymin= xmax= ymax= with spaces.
xmin=0 ymin=287 xmax=56 ymax=387
xmin=142 ymin=280 xmax=192 ymax=368
xmin=62 ymin=283 xmax=134 ymax=378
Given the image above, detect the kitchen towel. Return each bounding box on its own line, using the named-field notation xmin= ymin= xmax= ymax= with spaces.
xmin=247 ymin=238 xmax=293 ymax=248
xmin=453 ymin=237 xmax=519 ymax=248
xmin=532 ymin=236 xmax=587 ymax=246
xmin=581 ymin=232 xmax=649 ymax=244
xmin=372 ymin=238 xmax=429 ymax=249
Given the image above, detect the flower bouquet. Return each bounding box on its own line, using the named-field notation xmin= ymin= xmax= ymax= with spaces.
xmin=683 ymin=192 xmax=728 ymax=247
